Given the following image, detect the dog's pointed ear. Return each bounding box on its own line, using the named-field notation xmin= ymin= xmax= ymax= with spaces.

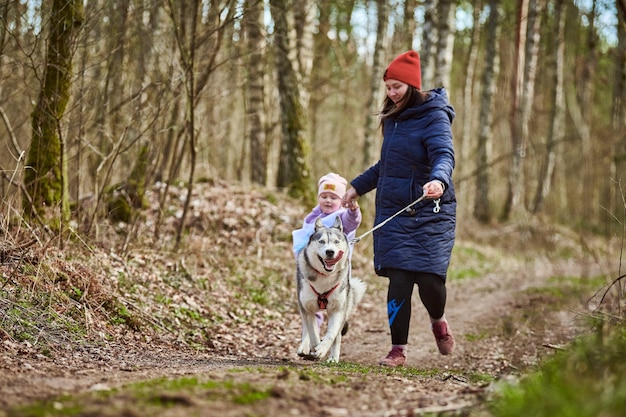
xmin=314 ymin=217 xmax=324 ymax=231
xmin=333 ymin=216 xmax=343 ymax=232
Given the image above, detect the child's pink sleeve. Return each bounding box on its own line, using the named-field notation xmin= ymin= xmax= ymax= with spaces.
xmin=340 ymin=207 xmax=362 ymax=235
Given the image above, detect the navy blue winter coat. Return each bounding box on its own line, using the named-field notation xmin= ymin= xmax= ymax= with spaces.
xmin=351 ymin=88 xmax=456 ymax=279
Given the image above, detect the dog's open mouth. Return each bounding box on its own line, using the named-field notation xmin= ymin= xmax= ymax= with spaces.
xmin=319 ymin=250 xmax=344 ymax=272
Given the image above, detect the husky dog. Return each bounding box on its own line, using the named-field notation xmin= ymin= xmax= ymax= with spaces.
xmin=296 ymin=216 xmax=367 ymax=362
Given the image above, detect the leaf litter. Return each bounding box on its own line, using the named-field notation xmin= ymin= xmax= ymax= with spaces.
xmin=0 ymin=180 xmax=617 ymax=416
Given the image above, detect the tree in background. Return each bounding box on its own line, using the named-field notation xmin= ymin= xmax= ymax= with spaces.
xmin=165 ymin=0 xmax=237 ymax=247
xmin=270 ymin=0 xmax=315 ymax=202
xmin=473 ymin=0 xmax=501 ymax=223
xmin=502 ymin=0 xmax=529 ymax=221
xmin=610 ymin=0 xmax=626 ymax=226
xmin=362 ymin=0 xmax=389 ymax=170
xmin=457 ymin=0 xmax=481 ymax=212
xmin=24 ymin=0 xmax=84 ymax=223
xmin=244 ymin=0 xmax=268 ymax=185
xmin=531 ymin=0 xmax=566 ymax=214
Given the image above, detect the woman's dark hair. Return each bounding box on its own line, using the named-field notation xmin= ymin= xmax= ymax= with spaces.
xmin=379 ymin=86 xmax=429 ymax=129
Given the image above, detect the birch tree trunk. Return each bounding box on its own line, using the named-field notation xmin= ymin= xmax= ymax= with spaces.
xmin=531 ymin=0 xmax=565 ymax=213
xmin=270 ymin=0 xmax=315 ymax=202
xmin=244 ymin=0 xmax=267 ymax=185
xmin=421 ymin=0 xmax=437 ymax=88
xmin=293 ymin=0 xmax=315 ymax=109
xmin=421 ymin=0 xmax=455 ymax=89
xmin=521 ymin=0 xmax=542 ymax=208
xmin=25 ymin=0 xmax=84 ymax=222
xmin=433 ymin=0 xmax=456 ymax=88
xmin=473 ymin=0 xmax=500 ymax=223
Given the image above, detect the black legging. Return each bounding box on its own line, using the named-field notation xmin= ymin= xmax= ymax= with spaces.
xmin=386 ymin=269 xmax=447 ymax=345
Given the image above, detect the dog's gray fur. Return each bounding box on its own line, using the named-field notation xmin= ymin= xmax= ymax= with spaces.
xmin=296 ymin=216 xmax=366 ymax=362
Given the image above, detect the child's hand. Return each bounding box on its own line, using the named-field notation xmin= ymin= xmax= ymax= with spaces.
xmin=342 ymin=188 xmax=359 ymax=210
xmin=345 ymin=200 xmax=359 ymax=212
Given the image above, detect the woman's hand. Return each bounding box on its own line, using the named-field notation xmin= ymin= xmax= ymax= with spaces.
xmin=342 ymin=188 xmax=359 ymax=210
xmin=423 ymin=180 xmax=445 ymax=199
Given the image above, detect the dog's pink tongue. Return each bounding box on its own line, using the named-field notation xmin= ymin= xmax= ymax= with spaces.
xmin=325 ymin=250 xmax=344 ymax=267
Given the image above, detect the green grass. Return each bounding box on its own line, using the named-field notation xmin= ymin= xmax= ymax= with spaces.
xmin=0 ymin=290 xmax=86 ymax=345
xmin=489 ymin=326 xmax=626 ymax=417
xmin=7 ymin=375 xmax=274 ymax=416
xmin=448 ymin=245 xmax=497 ymax=281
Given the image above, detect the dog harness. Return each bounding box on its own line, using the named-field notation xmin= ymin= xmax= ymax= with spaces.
xmin=309 ymin=283 xmax=340 ymax=309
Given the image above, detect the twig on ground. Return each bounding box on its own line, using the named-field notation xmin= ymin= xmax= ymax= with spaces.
xmin=542 ymin=343 xmax=566 ymax=350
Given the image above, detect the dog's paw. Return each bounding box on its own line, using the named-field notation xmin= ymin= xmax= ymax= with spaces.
xmin=297 ymin=342 xmax=313 ymax=359
xmin=299 ymin=353 xmax=319 ymax=361
xmin=313 ymin=339 xmax=332 ymax=360
xmin=297 ymin=347 xmax=319 ymax=361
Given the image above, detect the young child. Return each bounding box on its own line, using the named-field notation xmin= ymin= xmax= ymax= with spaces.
xmin=292 ymin=172 xmax=362 ymax=256
xmin=292 ymin=172 xmax=362 ymax=327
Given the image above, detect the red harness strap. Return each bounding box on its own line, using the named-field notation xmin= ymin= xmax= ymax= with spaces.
xmin=309 ymin=282 xmax=340 ymax=310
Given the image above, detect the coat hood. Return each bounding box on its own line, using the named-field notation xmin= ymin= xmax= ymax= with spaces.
xmin=397 ymin=88 xmax=455 ymax=123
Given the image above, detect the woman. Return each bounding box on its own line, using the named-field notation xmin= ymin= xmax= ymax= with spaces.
xmin=342 ymin=50 xmax=456 ymax=367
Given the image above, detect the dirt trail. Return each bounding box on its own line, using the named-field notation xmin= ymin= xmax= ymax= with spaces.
xmin=345 ymin=250 xmax=584 ymax=367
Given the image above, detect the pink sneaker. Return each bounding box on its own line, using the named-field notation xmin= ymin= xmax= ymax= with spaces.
xmin=432 ymin=321 xmax=455 ymax=355
xmin=379 ymin=347 xmax=406 ymax=367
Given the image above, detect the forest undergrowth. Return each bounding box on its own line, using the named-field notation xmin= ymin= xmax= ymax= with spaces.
xmin=1 ymin=180 xmax=625 ymax=416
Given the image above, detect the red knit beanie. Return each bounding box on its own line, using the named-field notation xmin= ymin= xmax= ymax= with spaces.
xmin=383 ymin=50 xmax=422 ymax=90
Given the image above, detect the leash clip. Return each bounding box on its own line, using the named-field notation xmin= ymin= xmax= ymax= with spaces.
xmin=433 ymin=198 xmax=441 ymax=213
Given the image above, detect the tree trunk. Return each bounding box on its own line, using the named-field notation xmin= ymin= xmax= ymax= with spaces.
xmin=293 ymin=0 xmax=315 ymax=110
xmin=433 ymin=0 xmax=456 ymax=88
xmin=25 ymin=0 xmax=84 ymax=222
xmin=166 ymin=0 xmax=201 ymax=248
xmin=473 ymin=0 xmax=500 ymax=223
xmin=612 ymin=0 xmax=626 ymax=222
xmin=501 ymin=0 xmax=529 ymax=221
xmin=459 ymin=0 xmax=481 ymax=209
xmin=363 ymin=0 xmax=388 ymax=170
xmin=521 ymin=0 xmax=542 ymax=208
xmin=421 ymin=0 xmax=437 ymax=88
xmin=580 ymin=0 xmax=599 ymax=224
xmin=244 ymin=0 xmax=268 ymax=185
xmin=402 ymin=0 xmax=417 ymax=51
xmin=0 ymin=1 xmax=9 ymax=63
xmin=309 ymin=0 xmax=332 ymax=153
xmin=531 ymin=0 xmax=565 ymax=213
xmin=270 ymin=0 xmax=315 ymax=203
xmin=393 ymin=0 xmax=416 ymax=50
